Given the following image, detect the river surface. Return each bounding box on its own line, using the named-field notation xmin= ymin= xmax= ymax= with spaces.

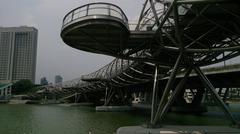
xmin=0 ymin=104 xmax=239 ymax=134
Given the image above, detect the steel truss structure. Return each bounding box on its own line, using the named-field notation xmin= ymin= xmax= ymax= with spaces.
xmin=136 ymin=0 xmax=240 ymax=126
xmin=35 ymin=0 xmax=240 ymax=127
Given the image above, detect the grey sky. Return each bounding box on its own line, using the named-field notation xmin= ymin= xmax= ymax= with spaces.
xmin=0 ymin=0 xmax=144 ymax=83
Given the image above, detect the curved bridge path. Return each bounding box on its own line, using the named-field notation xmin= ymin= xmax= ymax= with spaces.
xmin=36 ymin=0 xmax=240 ymax=127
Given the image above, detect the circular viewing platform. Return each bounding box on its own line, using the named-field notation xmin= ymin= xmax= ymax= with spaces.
xmin=61 ymin=3 xmax=130 ymax=55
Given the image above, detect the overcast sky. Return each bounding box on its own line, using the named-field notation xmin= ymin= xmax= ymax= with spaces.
xmin=0 ymin=0 xmax=144 ymax=84
xmin=1 ymin=0 xmax=239 ymax=84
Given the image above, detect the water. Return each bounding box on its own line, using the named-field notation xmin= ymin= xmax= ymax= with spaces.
xmin=0 ymin=104 xmax=146 ymax=134
xmin=0 ymin=104 xmax=239 ymax=134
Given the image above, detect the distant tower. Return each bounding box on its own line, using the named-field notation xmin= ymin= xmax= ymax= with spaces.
xmin=0 ymin=26 xmax=38 ymax=83
xmin=40 ymin=77 xmax=48 ymax=85
xmin=55 ymin=75 xmax=63 ymax=84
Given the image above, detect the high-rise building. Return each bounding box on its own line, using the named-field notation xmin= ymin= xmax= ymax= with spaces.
xmin=55 ymin=75 xmax=63 ymax=84
xmin=40 ymin=77 xmax=48 ymax=85
xmin=0 ymin=26 xmax=38 ymax=83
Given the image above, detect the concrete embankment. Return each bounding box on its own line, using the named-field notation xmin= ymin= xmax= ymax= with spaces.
xmin=8 ymin=100 xmax=29 ymax=104
xmin=8 ymin=99 xmax=40 ymax=104
xmin=96 ymin=105 xmax=135 ymax=112
xmin=58 ymin=103 xmax=94 ymax=107
xmin=0 ymin=100 xmax=9 ymax=104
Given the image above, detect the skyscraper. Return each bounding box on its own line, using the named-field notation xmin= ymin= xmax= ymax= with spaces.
xmin=0 ymin=26 xmax=38 ymax=83
xmin=40 ymin=77 xmax=48 ymax=85
xmin=55 ymin=75 xmax=63 ymax=84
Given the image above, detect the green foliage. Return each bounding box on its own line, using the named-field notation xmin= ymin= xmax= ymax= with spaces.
xmin=12 ymin=79 xmax=34 ymax=95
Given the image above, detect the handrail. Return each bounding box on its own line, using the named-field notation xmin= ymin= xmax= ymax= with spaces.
xmin=62 ymin=2 xmax=128 ymax=29
xmin=81 ymin=49 xmax=150 ymax=81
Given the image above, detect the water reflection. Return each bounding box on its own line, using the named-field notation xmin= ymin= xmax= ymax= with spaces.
xmin=0 ymin=104 xmax=239 ymax=134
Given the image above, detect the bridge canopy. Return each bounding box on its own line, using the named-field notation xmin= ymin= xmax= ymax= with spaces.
xmin=0 ymin=83 xmax=12 ymax=90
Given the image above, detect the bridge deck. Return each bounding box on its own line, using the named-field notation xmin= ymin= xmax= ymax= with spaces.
xmin=46 ymin=1 xmax=240 ymax=112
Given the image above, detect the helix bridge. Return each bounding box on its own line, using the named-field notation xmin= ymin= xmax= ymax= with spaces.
xmin=35 ymin=0 xmax=240 ymax=126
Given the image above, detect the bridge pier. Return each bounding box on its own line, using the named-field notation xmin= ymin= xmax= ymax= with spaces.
xmin=117 ymin=66 xmax=240 ymax=133
xmin=195 ymin=67 xmax=238 ymax=126
xmin=171 ymin=88 xmax=206 ymax=113
xmin=146 ymin=60 xmax=238 ymax=128
xmin=222 ymin=88 xmax=229 ymax=102
xmin=103 ymin=86 xmax=132 ymax=106
xmin=96 ymin=86 xmax=134 ymax=112
xmin=149 ymin=65 xmax=238 ymax=127
xmin=74 ymin=93 xmax=81 ymax=103
xmin=148 ymin=52 xmax=184 ymax=127
xmin=58 ymin=92 xmax=95 ymax=106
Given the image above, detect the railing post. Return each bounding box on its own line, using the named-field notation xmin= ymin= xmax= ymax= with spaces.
xmin=108 ymin=5 xmax=111 ymax=16
xmin=71 ymin=12 xmax=74 ymax=21
xmin=86 ymin=5 xmax=89 ymax=16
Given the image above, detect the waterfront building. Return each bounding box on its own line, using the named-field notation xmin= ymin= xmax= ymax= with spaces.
xmin=40 ymin=77 xmax=48 ymax=85
xmin=0 ymin=26 xmax=38 ymax=83
xmin=55 ymin=75 xmax=63 ymax=84
xmin=0 ymin=83 xmax=12 ymax=100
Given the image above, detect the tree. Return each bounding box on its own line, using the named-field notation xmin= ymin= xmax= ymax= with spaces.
xmin=12 ymin=79 xmax=34 ymax=95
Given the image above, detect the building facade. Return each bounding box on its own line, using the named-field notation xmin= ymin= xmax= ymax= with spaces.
xmin=0 ymin=27 xmax=38 ymax=83
xmin=55 ymin=75 xmax=63 ymax=84
xmin=40 ymin=77 xmax=48 ymax=85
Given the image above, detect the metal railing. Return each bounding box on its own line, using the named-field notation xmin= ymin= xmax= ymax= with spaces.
xmin=62 ymin=2 xmax=129 ymax=29
xmin=81 ymin=49 xmax=150 ymax=81
xmin=58 ymin=0 xmax=240 ymax=91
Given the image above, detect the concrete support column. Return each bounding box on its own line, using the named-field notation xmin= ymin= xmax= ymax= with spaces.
xmin=218 ymin=88 xmax=222 ymax=96
xmin=238 ymin=88 xmax=240 ymax=97
xmin=74 ymin=93 xmax=78 ymax=103
xmin=6 ymin=88 xmax=9 ymax=96
xmin=4 ymin=88 xmax=7 ymax=96
xmin=223 ymin=88 xmax=229 ymax=102
xmin=0 ymin=89 xmax=3 ymax=96
xmin=3 ymin=88 xmax=7 ymax=99
xmin=9 ymin=87 xmax=12 ymax=96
